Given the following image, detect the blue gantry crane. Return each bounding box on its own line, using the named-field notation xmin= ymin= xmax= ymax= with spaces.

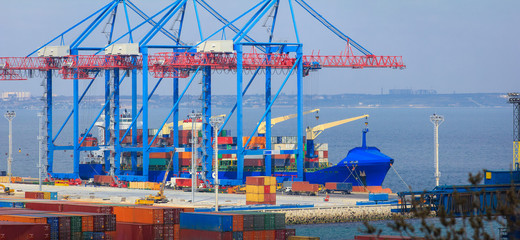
xmin=0 ymin=0 xmax=404 ymax=185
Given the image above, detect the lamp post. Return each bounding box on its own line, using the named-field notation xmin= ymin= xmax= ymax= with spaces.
xmin=188 ymin=112 xmax=202 ymax=203
xmin=210 ymin=116 xmax=224 ymax=212
xmin=430 ymin=114 xmax=444 ymax=187
xmin=4 ymin=111 xmax=15 ymax=183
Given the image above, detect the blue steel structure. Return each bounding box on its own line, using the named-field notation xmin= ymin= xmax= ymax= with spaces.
xmin=12 ymin=0 xmax=401 ymax=184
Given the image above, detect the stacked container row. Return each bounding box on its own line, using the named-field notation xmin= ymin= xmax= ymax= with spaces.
xmin=245 ymin=176 xmax=276 ymax=205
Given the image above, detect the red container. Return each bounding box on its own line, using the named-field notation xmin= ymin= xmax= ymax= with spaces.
xmin=116 ymin=222 xmax=164 ymax=240
xmin=176 ymin=178 xmax=192 ymax=188
xmin=94 ymin=175 xmax=115 ymax=185
xmin=244 ymin=159 xmax=264 ymax=167
xmin=325 ymin=182 xmax=337 ymax=190
xmin=273 ymin=154 xmax=290 ymax=160
xmin=25 ymin=202 xmax=63 ymax=212
xmin=179 ymin=159 xmax=191 ymax=166
xmin=150 ymin=152 xmax=172 ymax=159
xmin=292 ymin=181 xmax=319 ymax=192
xmin=323 ymin=151 xmax=328 ymax=158
xmin=62 ymin=203 xmax=113 ymax=214
xmin=179 ymin=229 xmax=233 ymax=240
xmin=0 ymin=222 xmax=51 ymax=240
xmin=275 ymin=229 xmax=286 ymax=240
xmin=246 ymin=176 xmax=265 ymax=186
xmin=216 ymin=137 xmax=233 ymax=145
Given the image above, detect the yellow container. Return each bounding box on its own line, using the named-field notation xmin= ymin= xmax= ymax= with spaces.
xmin=253 ymin=193 xmax=264 ymax=202
xmin=246 ymin=185 xmax=255 ymax=194
xmin=43 ymin=192 xmax=51 ymax=200
xmin=54 ymin=180 xmax=69 ymax=186
xmin=153 ymin=183 xmax=161 ymax=190
xmin=257 ymin=185 xmax=264 ymax=194
xmin=0 ymin=176 xmax=7 ymax=183
xmin=145 ymin=182 xmax=154 ymax=189
xmin=246 ymin=193 xmax=255 ymax=202
xmin=270 ymin=176 xmax=277 ymax=186
xmin=264 ymin=176 xmax=271 ymax=186
xmin=270 ymin=185 xmax=276 ymax=194
xmin=138 ymin=182 xmax=145 ymax=189
xmin=128 ymin=182 xmax=136 ymax=189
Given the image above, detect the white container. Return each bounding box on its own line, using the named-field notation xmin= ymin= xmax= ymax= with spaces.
xmin=37 ymin=46 xmax=70 ymax=57
xmin=105 ymin=43 xmax=140 ymax=55
xmin=315 ymin=143 xmax=328 ymax=151
xmin=196 ymin=40 xmax=234 ymax=53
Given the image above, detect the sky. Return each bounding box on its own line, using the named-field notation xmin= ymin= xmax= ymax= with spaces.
xmin=0 ymin=0 xmax=519 ymax=96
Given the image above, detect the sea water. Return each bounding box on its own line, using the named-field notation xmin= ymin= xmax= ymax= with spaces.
xmin=0 ymin=107 xmax=512 ymax=238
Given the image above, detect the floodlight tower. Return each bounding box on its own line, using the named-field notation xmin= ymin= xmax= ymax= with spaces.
xmin=4 ymin=111 xmax=15 ymax=183
xmin=430 ymin=114 xmax=444 ymax=187
xmin=508 ymin=93 xmax=520 ymax=170
xmin=189 ymin=111 xmax=202 ymax=203
xmin=210 ymin=116 xmax=224 ymax=212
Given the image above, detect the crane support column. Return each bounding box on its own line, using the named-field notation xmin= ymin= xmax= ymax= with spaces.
xmin=73 ymin=53 xmax=80 ymax=179
xmin=113 ymin=68 xmax=121 ymax=174
xmin=46 ymin=70 xmax=54 ymax=176
xmin=296 ymin=45 xmax=304 ymax=181
xmin=265 ymin=64 xmax=272 ymax=177
xmin=105 ymin=70 xmax=111 ymax=172
xmin=131 ymin=68 xmax=138 ymax=174
xmin=202 ymin=66 xmax=212 ymax=179
xmin=142 ymin=47 xmax=150 ymax=181
xmin=236 ymin=44 xmax=244 ymax=182
xmin=173 ymin=77 xmax=180 ymax=176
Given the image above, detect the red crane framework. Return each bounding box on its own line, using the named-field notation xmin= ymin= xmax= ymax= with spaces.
xmin=0 ymin=45 xmax=404 ymax=80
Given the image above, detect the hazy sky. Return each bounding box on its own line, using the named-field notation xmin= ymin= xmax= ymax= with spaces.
xmin=1 ymin=0 xmax=519 ymax=96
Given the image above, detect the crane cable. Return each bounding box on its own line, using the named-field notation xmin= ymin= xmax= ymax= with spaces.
xmin=391 ymin=164 xmax=411 ymax=190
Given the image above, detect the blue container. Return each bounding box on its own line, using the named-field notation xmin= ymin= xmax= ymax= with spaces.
xmin=180 ymin=213 xmax=233 ymax=232
xmin=369 ymin=193 xmax=389 ymax=202
xmin=50 ymin=192 xmax=58 ymax=200
xmin=0 ymin=201 xmax=14 ymax=208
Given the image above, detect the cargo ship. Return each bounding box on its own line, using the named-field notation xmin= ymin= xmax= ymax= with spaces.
xmin=79 ymin=113 xmax=394 ymax=193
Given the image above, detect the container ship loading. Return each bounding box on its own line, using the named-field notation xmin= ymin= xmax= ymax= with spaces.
xmin=79 ymin=112 xmax=394 ymax=193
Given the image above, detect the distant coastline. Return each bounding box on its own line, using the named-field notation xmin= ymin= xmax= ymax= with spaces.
xmin=0 ymin=93 xmax=509 ymax=110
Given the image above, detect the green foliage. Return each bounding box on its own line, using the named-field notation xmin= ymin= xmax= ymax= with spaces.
xmin=363 ymin=171 xmax=520 ymax=240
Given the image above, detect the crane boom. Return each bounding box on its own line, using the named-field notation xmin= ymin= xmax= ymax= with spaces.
xmin=258 ymin=108 xmax=319 ymax=134
xmin=306 ymin=114 xmax=368 ymax=140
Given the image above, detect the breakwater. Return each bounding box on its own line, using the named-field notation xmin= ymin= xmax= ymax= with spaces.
xmin=272 ymin=206 xmax=399 ymax=225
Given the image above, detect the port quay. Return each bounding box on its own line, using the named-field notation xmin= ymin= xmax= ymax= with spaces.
xmin=1 ymin=0 xmax=519 ymax=239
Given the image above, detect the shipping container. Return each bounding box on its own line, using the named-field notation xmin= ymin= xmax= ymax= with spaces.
xmin=180 ymin=212 xmax=232 ymax=232
xmin=0 ymin=221 xmax=51 ymax=240
xmin=62 ymin=203 xmax=113 ymax=214
xmin=179 ymin=229 xmax=233 ymax=240
xmin=245 ymin=177 xmax=264 ymax=186
xmin=116 ymin=222 xmax=163 ymax=240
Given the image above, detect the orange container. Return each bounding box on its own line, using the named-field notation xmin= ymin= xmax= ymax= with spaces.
xmin=264 ymin=230 xmax=276 ymax=240
xmin=179 ymin=152 xmax=192 ymax=159
xmin=133 ymin=207 xmax=164 ymax=224
xmin=174 ymin=224 xmax=180 ymax=240
xmin=0 ymin=215 xmax=47 ymax=224
xmin=113 ymin=206 xmax=133 ymax=223
xmin=243 ymin=231 xmax=255 ymax=240
xmin=150 ymin=152 xmax=171 ymax=159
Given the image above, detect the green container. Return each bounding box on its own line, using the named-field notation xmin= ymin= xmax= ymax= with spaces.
xmin=70 ymin=216 xmax=82 ymax=233
xmin=149 ymin=158 xmax=168 ymax=166
xmin=273 ymin=212 xmax=286 ymax=230
xmin=263 ymin=213 xmax=275 ymax=230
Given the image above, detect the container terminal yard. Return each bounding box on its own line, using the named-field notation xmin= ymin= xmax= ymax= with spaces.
xmin=1 ymin=0 xmax=519 ymax=239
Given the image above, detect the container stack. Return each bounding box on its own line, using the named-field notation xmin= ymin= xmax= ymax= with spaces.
xmin=25 ymin=191 xmax=59 ymax=200
xmin=149 ymin=152 xmax=172 ymax=171
xmin=180 ymin=211 xmax=296 ymax=240
xmin=0 ymin=205 xmax=117 ymax=239
xmin=245 ymin=176 xmax=276 ymax=205
xmin=0 ymin=176 xmax=22 ymax=183
xmin=113 ymin=205 xmax=194 ymax=240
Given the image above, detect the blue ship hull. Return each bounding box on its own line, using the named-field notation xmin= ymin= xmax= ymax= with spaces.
xmin=79 ymin=130 xmax=393 ymax=187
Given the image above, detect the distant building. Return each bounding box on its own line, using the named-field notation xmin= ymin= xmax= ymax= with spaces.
xmin=1 ymin=92 xmax=31 ymax=101
xmin=388 ymin=89 xmax=437 ymax=95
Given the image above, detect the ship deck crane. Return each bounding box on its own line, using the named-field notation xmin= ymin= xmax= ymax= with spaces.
xmin=305 ymin=114 xmax=368 ymax=158
xmin=257 ymin=109 xmax=319 ymax=136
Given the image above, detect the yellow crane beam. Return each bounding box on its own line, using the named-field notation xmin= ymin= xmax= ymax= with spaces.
xmin=306 ymin=114 xmax=369 ymax=140
xmin=161 ymin=114 xmax=226 ymax=135
xmin=258 ymin=109 xmax=320 ymax=134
